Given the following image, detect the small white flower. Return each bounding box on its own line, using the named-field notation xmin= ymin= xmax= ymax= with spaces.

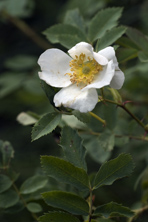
xmin=38 ymin=42 xmax=124 ymax=113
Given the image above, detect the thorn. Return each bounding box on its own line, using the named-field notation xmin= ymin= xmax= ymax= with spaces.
xmin=122 ymin=101 xmax=133 ymax=106
xmin=144 ymin=131 xmax=147 ymax=138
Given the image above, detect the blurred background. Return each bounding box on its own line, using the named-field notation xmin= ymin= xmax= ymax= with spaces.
xmin=1 ymin=0 xmax=148 ymax=221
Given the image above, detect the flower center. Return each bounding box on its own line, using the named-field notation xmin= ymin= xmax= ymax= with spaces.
xmin=66 ymin=53 xmax=103 ymax=86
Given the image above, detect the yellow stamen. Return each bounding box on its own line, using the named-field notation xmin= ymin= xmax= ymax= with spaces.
xmin=66 ymin=53 xmax=103 ymax=86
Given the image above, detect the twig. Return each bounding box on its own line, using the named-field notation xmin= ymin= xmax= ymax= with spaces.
xmin=12 ymin=183 xmax=38 ymax=221
xmin=104 ymin=98 xmax=148 ymax=133
xmin=1 ymin=10 xmax=51 ymax=50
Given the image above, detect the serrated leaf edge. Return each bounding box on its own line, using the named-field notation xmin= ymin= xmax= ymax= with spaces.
xmin=40 ymin=156 xmax=90 ymax=190
xmin=31 ymin=112 xmax=61 ymax=141
xmin=93 ymin=153 xmax=134 ymax=189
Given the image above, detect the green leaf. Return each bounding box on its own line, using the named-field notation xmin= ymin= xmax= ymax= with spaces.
xmin=0 ymin=0 xmax=34 ymax=18
xmin=0 ymin=72 xmax=25 ymax=98
xmin=0 ymin=189 xmax=19 ymax=209
xmin=116 ymin=36 xmax=140 ymax=50
xmin=42 ymin=191 xmax=89 ymax=215
xmin=4 ymin=55 xmax=37 ymax=70
xmin=16 ymin=112 xmax=38 ymax=126
xmin=26 ymin=202 xmax=42 ymax=213
xmin=83 ymin=134 xmax=111 ymax=164
xmin=4 ymin=201 xmax=24 ymax=214
xmin=0 ymin=141 xmax=14 ymax=167
xmin=60 ymin=126 xmax=87 ymax=170
xmin=102 ymin=103 xmax=117 ymax=130
xmin=62 ymin=0 xmax=105 ymax=19
xmin=138 ymin=51 xmax=148 ymax=62
xmin=126 ymin=27 xmax=148 ymax=53
xmin=31 ymin=112 xmax=61 ymax=141
xmin=22 ymin=76 xmax=44 ymax=96
xmin=58 ymin=35 xmax=85 ymax=49
xmin=98 ymin=130 xmax=115 ymax=152
xmin=88 ymin=7 xmax=123 ymax=42
xmin=94 ymin=202 xmax=134 ymax=218
xmin=38 ymin=211 xmax=80 ymax=222
xmin=41 ymin=156 xmax=89 ymax=191
xmin=72 ymin=110 xmax=91 ymax=124
xmin=43 ymin=24 xmax=87 ymax=49
xmin=40 ymin=80 xmax=56 ymax=107
xmin=117 ymin=48 xmax=138 ymax=63
xmin=0 ymin=175 xmax=13 ymax=193
xmin=61 ymin=114 xmax=86 ymax=129
xmin=6 ymin=169 xmax=20 ymax=183
xmin=96 ymin=26 xmax=126 ymax=51
xmin=20 ymin=175 xmax=48 ymax=194
xmin=108 ymin=88 xmax=122 ymax=103
xmin=83 ymin=129 xmax=115 ymax=154
xmin=134 ymin=167 xmax=148 ymax=191
xmin=64 ymin=8 xmax=85 ymax=33
xmin=93 ymin=153 xmax=134 ymax=189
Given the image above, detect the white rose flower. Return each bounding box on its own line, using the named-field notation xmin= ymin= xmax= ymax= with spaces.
xmin=38 ymin=42 xmax=124 ymax=113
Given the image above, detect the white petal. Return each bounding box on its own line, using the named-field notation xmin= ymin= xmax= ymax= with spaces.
xmin=98 ymin=46 xmax=118 ymax=68
xmin=38 ymin=49 xmax=72 ymax=88
xmin=110 ymin=70 xmax=125 ymax=89
xmin=98 ymin=46 xmax=115 ymax=61
xmin=54 ymin=84 xmax=98 ymax=113
xmin=83 ymin=60 xmax=115 ymax=90
xmin=68 ymin=42 xmax=94 ymax=60
xmin=99 ymin=46 xmax=124 ymax=88
xmin=93 ymin=52 xmax=108 ymax=65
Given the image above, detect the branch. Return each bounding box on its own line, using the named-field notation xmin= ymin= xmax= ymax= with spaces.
xmin=104 ymin=98 xmax=148 ymax=133
xmin=1 ymin=10 xmax=51 ymax=50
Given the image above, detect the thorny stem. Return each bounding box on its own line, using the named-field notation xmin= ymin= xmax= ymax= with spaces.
xmin=79 ymin=130 xmax=148 ymax=142
xmin=89 ymin=112 xmax=106 ymax=126
xmin=1 ymin=10 xmax=51 ymax=50
xmin=12 ymin=183 xmax=38 ymax=221
xmin=103 ymin=98 xmax=148 ymax=133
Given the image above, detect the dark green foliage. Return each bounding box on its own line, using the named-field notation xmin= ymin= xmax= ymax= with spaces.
xmin=88 ymin=7 xmax=123 ymax=42
xmin=60 ymin=126 xmax=87 ymax=170
xmin=0 ymin=189 xmax=19 ymax=209
xmin=94 ymin=153 xmax=134 ymax=189
xmin=94 ymin=202 xmax=134 ymax=218
xmin=31 ymin=112 xmax=62 ymax=141
xmin=38 ymin=211 xmax=80 ymax=222
xmin=20 ymin=175 xmax=48 ymax=194
xmin=26 ymin=202 xmax=42 ymax=213
xmin=0 ymin=175 xmax=13 ymax=193
xmin=96 ymin=26 xmax=126 ymax=51
xmin=43 ymin=24 xmax=87 ymax=49
xmin=64 ymin=8 xmax=85 ymax=32
xmin=42 ymin=191 xmax=89 ymax=215
xmin=41 ymin=156 xmax=90 ymax=191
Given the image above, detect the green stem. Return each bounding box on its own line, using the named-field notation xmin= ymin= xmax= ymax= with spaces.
xmin=100 ymin=88 xmax=105 ymax=99
xmin=104 ymin=98 xmax=121 ymax=106
xmin=89 ymin=112 xmax=106 ymax=126
xmin=88 ymin=188 xmax=93 ymax=222
xmin=79 ymin=130 xmax=148 ymax=142
xmin=12 ymin=183 xmax=38 ymax=221
xmin=104 ymin=98 xmax=147 ymax=132
xmin=121 ymin=105 xmax=146 ymax=129
xmin=1 ymin=10 xmax=51 ymax=50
